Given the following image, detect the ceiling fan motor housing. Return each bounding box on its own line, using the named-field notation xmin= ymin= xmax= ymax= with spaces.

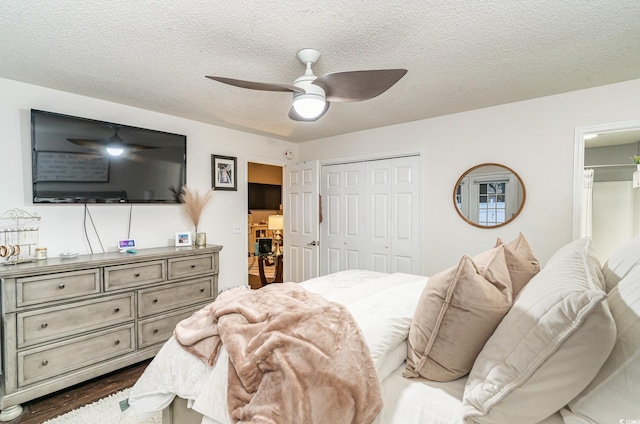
xmin=292 ymin=74 xmax=326 ymax=118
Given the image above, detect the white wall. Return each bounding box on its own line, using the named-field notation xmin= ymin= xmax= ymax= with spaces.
xmin=298 ymin=79 xmax=640 ymax=274
xmin=0 ymin=78 xmax=298 ymax=290
xmin=4 ymin=77 xmax=640 ymax=282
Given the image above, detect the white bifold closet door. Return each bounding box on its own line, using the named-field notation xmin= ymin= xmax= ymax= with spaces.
xmin=320 ymin=155 xmax=421 ymax=276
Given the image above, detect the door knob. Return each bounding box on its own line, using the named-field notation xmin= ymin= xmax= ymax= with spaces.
xmin=307 ymin=241 xmax=318 ymax=246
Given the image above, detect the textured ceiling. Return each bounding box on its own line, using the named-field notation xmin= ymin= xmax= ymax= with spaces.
xmin=1 ymin=0 xmax=639 ymax=143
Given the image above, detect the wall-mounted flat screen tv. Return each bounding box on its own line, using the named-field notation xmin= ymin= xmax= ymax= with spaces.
xmin=248 ymin=183 xmax=282 ymax=210
xmin=31 ymin=109 xmax=186 ymax=204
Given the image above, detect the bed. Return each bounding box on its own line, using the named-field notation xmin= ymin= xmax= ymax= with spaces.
xmin=123 ymin=234 xmax=640 ymax=424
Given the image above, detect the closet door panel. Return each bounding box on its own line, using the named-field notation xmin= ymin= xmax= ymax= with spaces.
xmin=367 ymin=160 xmax=392 ymax=271
xmin=343 ymin=163 xmax=366 ymax=268
xmin=326 ymin=247 xmax=342 ymax=275
xmin=320 ymin=155 xmax=421 ymax=276
xmin=320 ymin=163 xmax=366 ymax=274
xmin=371 ymin=253 xmax=390 ymax=273
xmin=390 ymin=156 xmax=421 ymax=273
xmin=320 ymin=165 xmax=343 ymax=275
xmin=394 ymin=255 xmax=415 ymax=274
xmin=345 ymin=249 xmax=362 ymax=270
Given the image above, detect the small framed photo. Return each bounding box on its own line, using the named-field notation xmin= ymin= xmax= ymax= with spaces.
xmin=212 ymin=154 xmax=237 ymax=191
xmin=118 ymin=239 xmax=136 ymax=251
xmin=175 ymin=232 xmax=192 ymax=247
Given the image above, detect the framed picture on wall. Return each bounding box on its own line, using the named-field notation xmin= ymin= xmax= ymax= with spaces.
xmin=212 ymin=155 xmax=237 ymax=191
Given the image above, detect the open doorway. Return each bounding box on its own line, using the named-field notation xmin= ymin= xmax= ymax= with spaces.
xmin=583 ymin=129 xmax=640 ymax=262
xmin=247 ymin=162 xmax=283 ymax=289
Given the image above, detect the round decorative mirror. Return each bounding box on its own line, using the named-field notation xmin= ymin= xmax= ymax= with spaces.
xmin=453 ymin=163 xmax=526 ymax=228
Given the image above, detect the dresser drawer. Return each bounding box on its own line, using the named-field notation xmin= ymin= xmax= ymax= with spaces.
xmin=16 ymin=269 xmax=101 ymax=307
xmin=138 ymin=277 xmax=215 ymax=318
xmin=168 ymin=254 xmax=216 ymax=280
xmin=104 ymin=260 xmax=165 ymax=291
xmin=18 ymin=324 xmax=135 ymax=387
xmin=138 ymin=305 xmax=204 ymax=348
xmin=17 ymin=294 xmax=134 ymax=348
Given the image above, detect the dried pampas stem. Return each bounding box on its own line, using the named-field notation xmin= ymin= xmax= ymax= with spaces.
xmin=180 ymin=186 xmax=212 ymax=230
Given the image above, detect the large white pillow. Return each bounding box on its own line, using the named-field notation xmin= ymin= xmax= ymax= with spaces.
xmin=563 ymin=264 xmax=640 ymax=422
xmin=601 ymin=235 xmax=640 ymax=292
xmin=462 ymin=237 xmax=616 ymax=424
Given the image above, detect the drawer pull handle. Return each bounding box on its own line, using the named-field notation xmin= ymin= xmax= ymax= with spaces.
xmin=134 ymin=273 xmax=141 ymax=278
xmin=114 ymin=340 xmax=120 ymax=345
xmin=41 ymin=360 xmax=48 ymax=366
xmin=190 ymin=264 xmax=196 ymax=268
xmin=200 ymin=288 xmax=205 ymax=293
xmin=114 ymin=308 xmax=120 ymax=313
xmin=41 ymin=323 xmax=48 ymax=329
xmin=152 ymin=299 xmax=158 ymax=304
xmin=58 ymin=284 xmax=65 ymax=289
xmin=153 ymin=329 xmax=159 ymax=334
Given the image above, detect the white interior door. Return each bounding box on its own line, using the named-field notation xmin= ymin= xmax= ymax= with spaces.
xmin=283 ymin=161 xmax=319 ymax=282
xmin=320 ymin=162 xmax=366 ymax=275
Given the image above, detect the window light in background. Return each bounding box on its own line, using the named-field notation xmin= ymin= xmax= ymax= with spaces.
xmin=268 ymin=214 xmax=284 ymax=255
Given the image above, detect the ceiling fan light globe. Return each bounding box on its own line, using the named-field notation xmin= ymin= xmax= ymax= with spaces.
xmin=106 ymin=146 xmax=125 ymax=156
xmin=293 ymin=95 xmax=325 ymax=119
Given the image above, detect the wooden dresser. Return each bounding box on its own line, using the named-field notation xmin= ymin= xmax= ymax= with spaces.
xmin=0 ymin=244 xmax=222 ymax=420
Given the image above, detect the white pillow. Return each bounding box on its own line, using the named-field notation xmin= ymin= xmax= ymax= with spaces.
xmin=601 ymin=236 xmax=640 ymax=292
xmin=462 ymin=238 xmax=616 ymax=424
xmin=564 ymin=265 xmax=640 ymax=423
xmin=559 ymin=409 xmax=592 ymax=424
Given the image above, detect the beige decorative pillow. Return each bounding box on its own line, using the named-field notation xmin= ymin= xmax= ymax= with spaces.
xmin=462 ymin=237 xmax=616 ymax=424
xmin=494 ymin=232 xmax=540 ymax=297
xmin=404 ymin=246 xmax=513 ymax=382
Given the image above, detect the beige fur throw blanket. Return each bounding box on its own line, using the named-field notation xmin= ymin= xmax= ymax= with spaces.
xmin=174 ymin=282 xmax=383 ymax=424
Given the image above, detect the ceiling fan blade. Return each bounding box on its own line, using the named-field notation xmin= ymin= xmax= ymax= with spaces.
xmin=125 ymin=143 xmax=157 ymax=151
xmin=312 ymin=69 xmax=407 ymax=102
xmin=206 ymin=76 xmax=304 ymax=93
xmin=288 ymin=102 xmax=331 ymax=122
xmin=66 ymin=138 xmax=103 ymax=147
xmin=67 ymin=138 xmax=155 ymax=152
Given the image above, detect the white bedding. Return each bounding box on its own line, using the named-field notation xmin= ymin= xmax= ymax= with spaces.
xmin=126 ymin=270 xmax=428 ymax=423
xmin=376 ymin=368 xmax=564 ymax=424
xmin=125 ymin=270 xmax=564 ymax=424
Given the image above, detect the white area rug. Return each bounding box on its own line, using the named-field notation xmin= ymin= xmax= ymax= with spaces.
xmin=42 ymin=388 xmax=161 ymax=424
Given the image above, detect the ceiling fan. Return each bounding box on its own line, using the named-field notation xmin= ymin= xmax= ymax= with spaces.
xmin=206 ymin=48 xmax=408 ymax=122
xmin=67 ymin=126 xmax=156 ymax=157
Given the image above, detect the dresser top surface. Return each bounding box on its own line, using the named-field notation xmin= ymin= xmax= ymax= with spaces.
xmin=0 ymin=244 xmax=223 ymax=278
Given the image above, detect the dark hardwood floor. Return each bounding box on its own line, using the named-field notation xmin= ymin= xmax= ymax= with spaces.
xmin=8 ymin=359 xmax=151 ymax=424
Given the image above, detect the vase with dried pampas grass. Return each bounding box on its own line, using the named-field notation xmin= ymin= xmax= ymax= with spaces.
xmin=179 ymin=186 xmax=212 ymax=245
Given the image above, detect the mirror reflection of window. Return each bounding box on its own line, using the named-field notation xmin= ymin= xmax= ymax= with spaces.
xmin=477 ymin=181 xmax=506 ymax=226
xmin=455 ymin=184 xmax=463 ymax=211
xmin=453 ymin=163 xmax=525 ymax=228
